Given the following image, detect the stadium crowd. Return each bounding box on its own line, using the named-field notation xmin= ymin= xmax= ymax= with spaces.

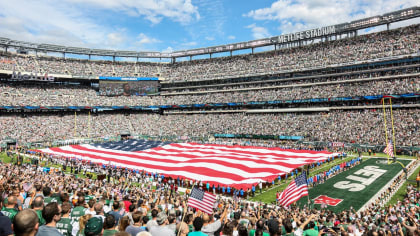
xmin=0 ymin=76 xmax=417 ymax=106
xmin=0 ymin=25 xmax=418 ymax=82
xmin=0 ymin=109 xmax=418 ymax=146
xmin=0 ymin=14 xmax=418 ymax=236
xmin=0 ymin=152 xmax=417 ymax=236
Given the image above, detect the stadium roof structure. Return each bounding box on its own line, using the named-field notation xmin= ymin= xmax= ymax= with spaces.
xmin=0 ymin=6 xmax=419 ymax=60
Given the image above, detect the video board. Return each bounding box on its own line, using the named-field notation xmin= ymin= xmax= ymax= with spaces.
xmin=99 ymin=77 xmax=159 ymax=96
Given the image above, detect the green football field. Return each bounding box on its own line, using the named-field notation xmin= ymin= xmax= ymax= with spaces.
xmin=296 ymin=158 xmax=411 ymax=213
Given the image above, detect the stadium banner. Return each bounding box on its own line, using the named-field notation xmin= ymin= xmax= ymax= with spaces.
xmin=98 ymin=76 xmax=159 ymax=96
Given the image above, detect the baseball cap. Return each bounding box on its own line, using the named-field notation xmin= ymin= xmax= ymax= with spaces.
xmin=84 ymin=217 xmax=103 ymax=235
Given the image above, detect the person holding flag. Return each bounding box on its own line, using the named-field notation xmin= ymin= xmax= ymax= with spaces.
xmin=277 ymin=172 xmax=308 ymax=207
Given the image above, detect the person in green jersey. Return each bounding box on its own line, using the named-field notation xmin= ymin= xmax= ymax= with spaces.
xmin=32 ymin=196 xmax=46 ymax=226
xmin=13 ymin=209 xmax=39 ymax=236
xmin=103 ymin=215 xmax=118 ymax=236
xmin=71 ymin=196 xmax=86 ymax=223
xmin=56 ymin=202 xmax=73 ymax=236
xmin=43 ymin=187 xmax=61 ymax=206
xmin=303 ymin=221 xmax=318 ymax=236
xmin=1 ymin=196 xmax=19 ymax=222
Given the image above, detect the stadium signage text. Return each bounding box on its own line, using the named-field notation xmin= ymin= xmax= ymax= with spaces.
xmin=11 ymin=70 xmax=54 ymax=82
xmin=276 ymin=26 xmax=336 ymax=43
xmin=333 ymin=165 xmax=387 ymax=192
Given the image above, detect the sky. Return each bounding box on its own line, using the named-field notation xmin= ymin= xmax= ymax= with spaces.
xmin=0 ymin=0 xmax=419 ymax=57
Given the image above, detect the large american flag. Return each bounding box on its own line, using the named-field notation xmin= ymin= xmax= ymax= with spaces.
xmin=278 ymin=172 xmax=308 ymax=207
xmin=35 ymin=140 xmax=336 ymax=189
xmin=188 ymin=187 xmax=216 ymax=214
xmin=383 ymin=141 xmax=394 ymax=157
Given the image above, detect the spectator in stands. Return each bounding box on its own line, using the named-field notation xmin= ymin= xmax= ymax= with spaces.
xmin=36 ymin=202 xmax=62 ymax=236
xmin=125 ymin=212 xmax=145 ymax=236
xmin=146 ymin=209 xmax=158 ymax=231
xmin=176 ymin=221 xmax=189 ymax=236
xmin=55 ymin=202 xmax=72 ymax=236
xmin=0 ymin=194 xmax=13 ymax=236
xmin=108 ymin=201 xmax=122 ymax=227
xmin=1 ymin=196 xmax=18 ymax=222
xmin=13 ymin=209 xmax=38 ymax=236
xmin=32 ymin=196 xmax=45 ymax=226
xmin=103 ymin=215 xmax=118 ymax=236
xmin=148 ymin=212 xmax=175 ymax=236
xmin=84 ymin=217 xmax=103 ymax=236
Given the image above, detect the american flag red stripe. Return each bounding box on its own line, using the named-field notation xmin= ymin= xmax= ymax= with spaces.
xmin=36 ymin=142 xmax=337 ymax=189
xmin=383 ymin=141 xmax=394 ymax=157
xmin=187 ymin=188 xmax=216 ymax=215
xmin=278 ymin=172 xmax=308 ymax=207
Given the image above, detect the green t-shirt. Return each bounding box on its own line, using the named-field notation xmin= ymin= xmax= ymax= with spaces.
xmin=103 ymin=229 xmax=118 ymax=236
xmin=249 ymin=229 xmax=270 ymax=236
xmin=1 ymin=208 xmax=18 ymax=221
xmin=338 ymin=224 xmax=348 ymax=231
xmin=70 ymin=206 xmax=86 ymax=222
xmin=56 ymin=217 xmax=73 ymax=236
xmin=36 ymin=209 xmax=46 ymax=226
xmin=303 ymin=229 xmax=319 ymax=236
xmin=44 ymin=196 xmax=61 ymax=205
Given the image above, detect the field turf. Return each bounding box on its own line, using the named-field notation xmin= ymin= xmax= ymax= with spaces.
xmin=297 ymin=158 xmax=411 ymax=212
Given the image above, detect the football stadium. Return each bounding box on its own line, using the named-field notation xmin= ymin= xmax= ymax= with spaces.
xmin=0 ymin=2 xmax=419 ymax=236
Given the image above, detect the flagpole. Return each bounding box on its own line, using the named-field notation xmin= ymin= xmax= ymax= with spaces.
xmin=388 ymin=98 xmax=397 ymax=160
xmin=381 ymin=98 xmax=390 ymax=163
xmin=177 ymin=183 xmax=196 ymax=236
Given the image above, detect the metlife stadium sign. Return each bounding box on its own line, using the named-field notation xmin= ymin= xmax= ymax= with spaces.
xmin=274 ymin=26 xmax=336 ymax=43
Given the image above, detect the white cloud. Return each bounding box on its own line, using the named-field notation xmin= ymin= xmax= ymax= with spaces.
xmin=137 ymin=33 xmax=161 ymax=45
xmin=162 ymin=47 xmax=174 ymax=53
xmin=228 ymin=35 xmax=236 ymax=40
xmin=106 ymin=31 xmax=127 ymax=48
xmin=0 ymin=0 xmax=137 ymax=50
xmin=67 ymin=0 xmax=200 ymax=25
xmin=205 ymin=36 xmax=215 ymax=41
xmin=245 ymin=0 xmax=420 ymax=34
xmin=246 ymin=24 xmax=270 ymax=39
xmin=0 ymin=0 xmax=173 ymax=51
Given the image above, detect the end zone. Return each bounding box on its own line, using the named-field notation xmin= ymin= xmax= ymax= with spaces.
xmin=297 ymin=158 xmax=412 ymax=212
